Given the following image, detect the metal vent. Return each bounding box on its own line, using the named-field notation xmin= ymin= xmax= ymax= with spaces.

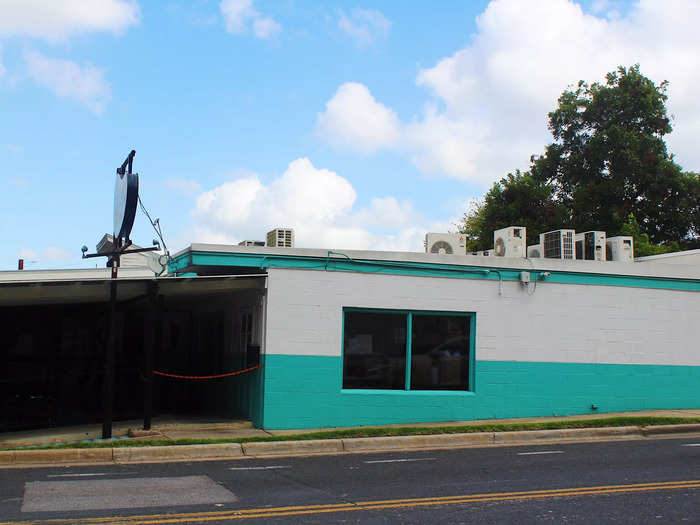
xmin=430 ymin=240 xmax=454 ymax=254
xmin=544 ymin=231 xmax=562 ymax=258
xmin=543 ymin=230 xmax=574 ymax=259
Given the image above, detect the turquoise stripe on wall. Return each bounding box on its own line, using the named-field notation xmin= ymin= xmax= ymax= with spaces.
xmin=169 ymin=251 xmax=700 ymax=292
xmin=260 ymin=354 xmax=700 ymax=429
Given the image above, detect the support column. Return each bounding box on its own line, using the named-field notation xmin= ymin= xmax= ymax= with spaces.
xmin=143 ymin=281 xmax=159 ymax=430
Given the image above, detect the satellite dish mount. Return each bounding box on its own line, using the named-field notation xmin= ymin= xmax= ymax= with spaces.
xmin=79 ymin=149 xmax=162 ymax=440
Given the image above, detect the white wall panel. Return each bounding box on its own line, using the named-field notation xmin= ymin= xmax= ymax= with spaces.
xmin=265 ymin=268 xmax=700 ymax=366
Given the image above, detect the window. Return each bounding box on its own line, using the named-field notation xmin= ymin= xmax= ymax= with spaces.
xmin=342 ymin=309 xmax=473 ymax=391
xmin=342 ymin=311 xmax=406 ymax=390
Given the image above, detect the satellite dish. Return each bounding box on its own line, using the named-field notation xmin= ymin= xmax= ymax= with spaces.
xmin=146 ymin=254 xmax=167 ymax=276
xmin=114 ymin=150 xmax=138 ymax=245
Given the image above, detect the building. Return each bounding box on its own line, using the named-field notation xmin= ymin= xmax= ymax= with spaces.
xmin=168 ymin=243 xmax=700 ymax=429
xmin=1 ymin=243 xmax=699 ymax=433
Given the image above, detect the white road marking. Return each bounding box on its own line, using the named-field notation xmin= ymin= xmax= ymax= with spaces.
xmin=517 ymin=450 xmax=564 ymax=456
xmin=47 ymin=473 xmax=109 ymax=478
xmin=364 ymin=458 xmax=437 ymax=464
xmin=47 ymin=472 xmax=135 ymax=478
xmin=229 ymin=466 xmax=291 ymax=470
xmin=681 ymin=444 xmax=700 ymax=447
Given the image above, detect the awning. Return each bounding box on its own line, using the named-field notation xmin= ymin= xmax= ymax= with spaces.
xmin=0 ymin=274 xmax=266 ymax=307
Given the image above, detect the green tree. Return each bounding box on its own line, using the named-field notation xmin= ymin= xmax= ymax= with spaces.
xmin=460 ymin=65 xmax=700 ymax=250
xmin=460 ymin=171 xmax=569 ymax=250
xmin=534 ymin=64 xmax=699 ymax=244
xmin=619 ymin=214 xmax=680 ymax=257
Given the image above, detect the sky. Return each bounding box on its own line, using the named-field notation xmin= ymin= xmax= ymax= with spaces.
xmin=2 ymin=0 xmax=700 ymax=270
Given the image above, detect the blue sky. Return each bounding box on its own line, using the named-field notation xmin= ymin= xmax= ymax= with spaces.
xmin=2 ymin=0 xmax=699 ymax=270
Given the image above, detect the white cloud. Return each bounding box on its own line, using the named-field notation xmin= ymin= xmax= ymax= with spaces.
xmin=253 ymin=17 xmax=281 ymax=39
xmin=43 ymin=246 xmax=72 ymax=261
xmin=0 ymin=0 xmax=140 ymax=42
xmin=316 ymin=82 xmax=401 ymax=154
xmin=338 ymin=8 xmax=391 ymax=48
xmin=166 ymin=178 xmax=203 ymax=196
xmin=220 ymin=0 xmax=255 ymax=33
xmin=220 ymin=0 xmax=280 ymax=39
xmin=18 ymin=246 xmax=71 ymax=262
xmin=191 ymin=158 xmax=448 ymax=251
xmin=317 ymin=0 xmax=700 ymax=185
xmin=18 ymin=248 xmax=40 ymax=261
xmin=24 ymin=50 xmax=111 ymax=114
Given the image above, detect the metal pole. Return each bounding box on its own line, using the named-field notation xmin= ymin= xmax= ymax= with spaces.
xmin=102 ymin=251 xmax=119 ymax=439
xmin=143 ymin=281 xmax=158 ymax=430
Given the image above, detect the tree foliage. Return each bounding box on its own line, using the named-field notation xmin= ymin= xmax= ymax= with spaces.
xmin=461 ymin=65 xmax=700 ymax=251
xmin=461 ymin=171 xmax=568 ymax=250
xmin=619 ymin=214 xmax=680 ymax=257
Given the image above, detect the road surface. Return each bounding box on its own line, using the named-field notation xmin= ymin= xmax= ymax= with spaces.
xmin=1 ymin=436 xmax=698 ymax=524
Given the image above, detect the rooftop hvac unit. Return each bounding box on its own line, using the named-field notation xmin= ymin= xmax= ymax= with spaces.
xmin=539 ymin=229 xmax=575 ymax=259
xmin=606 ymin=236 xmax=634 ymax=262
xmin=238 ymin=240 xmax=266 ymax=247
xmin=575 ymin=231 xmax=606 ymax=261
xmin=493 ymin=226 xmax=526 ymax=257
xmin=527 ymin=244 xmax=542 ymax=258
xmin=425 ymin=233 xmax=466 ymax=255
xmin=267 ymin=228 xmax=294 ymax=248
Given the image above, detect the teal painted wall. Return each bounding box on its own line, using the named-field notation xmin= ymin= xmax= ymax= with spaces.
xmin=260 ymin=354 xmax=700 ymax=429
xmin=228 ymin=368 xmax=263 ymax=427
xmin=169 ymin=250 xmax=700 ymax=292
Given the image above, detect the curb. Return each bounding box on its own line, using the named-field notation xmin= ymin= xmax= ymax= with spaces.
xmin=492 ymin=426 xmax=641 ymax=444
xmin=243 ymin=439 xmax=343 ymax=457
xmin=1 ymin=424 xmax=698 ymax=466
xmin=1 ymin=448 xmax=112 ymax=466
xmin=113 ymin=443 xmax=244 ymax=463
xmin=641 ymin=423 xmax=700 ymax=435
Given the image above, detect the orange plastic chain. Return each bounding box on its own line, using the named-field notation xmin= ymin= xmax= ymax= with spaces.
xmin=152 ymin=364 xmax=261 ymax=380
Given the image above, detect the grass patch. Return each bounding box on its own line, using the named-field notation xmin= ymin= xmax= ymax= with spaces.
xmin=2 ymin=416 xmax=699 ymax=452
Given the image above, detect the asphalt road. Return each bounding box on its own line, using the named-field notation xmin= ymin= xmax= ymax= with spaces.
xmin=1 ymin=437 xmax=699 ymax=524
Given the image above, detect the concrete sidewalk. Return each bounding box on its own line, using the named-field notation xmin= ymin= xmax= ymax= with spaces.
xmin=1 ymin=409 xmax=699 ymax=450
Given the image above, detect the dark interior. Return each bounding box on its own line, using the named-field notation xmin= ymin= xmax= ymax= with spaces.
xmin=0 ymin=279 xmax=263 ymax=434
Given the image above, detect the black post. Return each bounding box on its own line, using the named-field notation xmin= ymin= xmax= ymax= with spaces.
xmin=102 ymin=251 xmax=119 ymax=439
xmin=144 ymin=281 xmax=159 ymax=430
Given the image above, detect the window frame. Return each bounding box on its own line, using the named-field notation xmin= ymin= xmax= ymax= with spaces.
xmin=341 ymin=307 xmax=476 ymax=393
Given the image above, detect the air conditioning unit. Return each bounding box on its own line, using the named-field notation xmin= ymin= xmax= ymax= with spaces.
xmin=575 ymin=231 xmax=606 ymax=261
xmin=527 ymin=244 xmax=542 ymax=258
xmin=267 ymin=228 xmax=294 ymax=248
xmin=540 ymin=229 xmax=575 ymax=259
xmin=606 ymin=236 xmax=634 ymax=262
xmin=493 ymin=226 xmax=526 ymax=257
xmin=238 ymin=240 xmax=266 ymax=247
xmin=425 ymin=233 xmax=466 ymax=255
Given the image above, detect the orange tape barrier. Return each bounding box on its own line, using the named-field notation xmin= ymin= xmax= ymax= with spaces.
xmin=152 ymin=364 xmax=261 ymax=380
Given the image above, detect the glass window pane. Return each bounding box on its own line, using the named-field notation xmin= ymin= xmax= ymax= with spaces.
xmin=343 ymin=311 xmax=406 ymax=390
xmin=410 ymin=315 xmax=469 ymax=391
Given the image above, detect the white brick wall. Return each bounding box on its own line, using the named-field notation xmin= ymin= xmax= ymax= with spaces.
xmin=265 ymin=268 xmax=700 ymax=366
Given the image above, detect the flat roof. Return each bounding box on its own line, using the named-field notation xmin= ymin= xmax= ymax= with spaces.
xmin=635 ymin=248 xmax=700 ymax=262
xmin=171 ymin=243 xmax=700 ymax=281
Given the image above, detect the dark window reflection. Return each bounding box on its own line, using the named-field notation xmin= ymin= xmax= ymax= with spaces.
xmin=411 ymin=315 xmax=469 ymax=390
xmin=343 ymin=312 xmax=406 ymax=389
